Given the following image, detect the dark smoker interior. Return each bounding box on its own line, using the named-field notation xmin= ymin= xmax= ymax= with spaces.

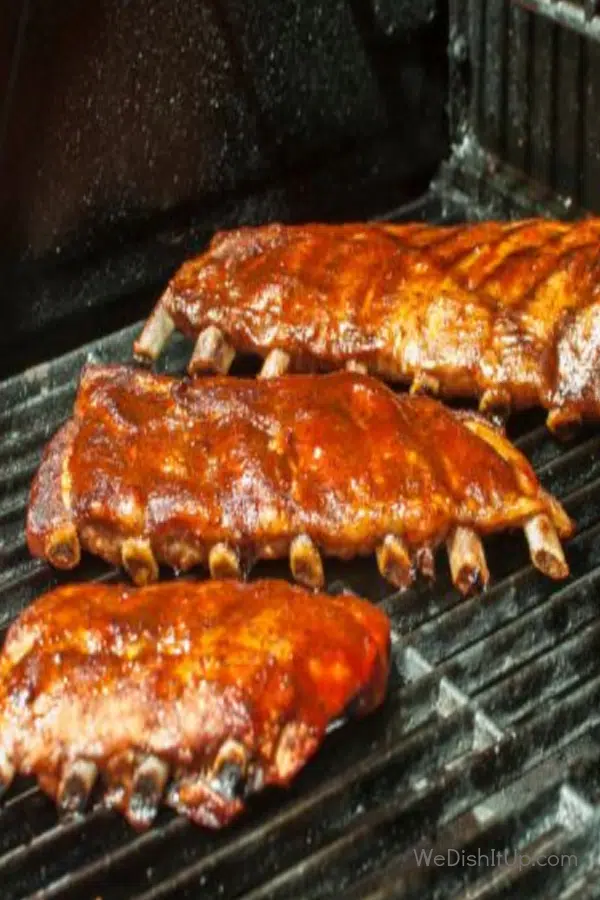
xmin=3 ymin=2 xmax=600 ymax=899
xmin=0 ymin=0 xmax=448 ymax=378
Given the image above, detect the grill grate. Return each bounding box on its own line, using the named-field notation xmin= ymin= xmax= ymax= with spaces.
xmin=2 ymin=200 xmax=600 ymax=899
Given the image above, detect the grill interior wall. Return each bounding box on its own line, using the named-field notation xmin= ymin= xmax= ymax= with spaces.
xmin=449 ymin=0 xmax=600 ymax=213
xmin=0 ymin=0 xmax=449 ymax=381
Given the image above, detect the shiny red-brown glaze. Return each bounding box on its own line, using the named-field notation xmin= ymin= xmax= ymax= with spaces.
xmin=159 ymin=219 xmax=600 ymax=420
xmin=26 ymin=365 xmax=573 ymax=581
xmin=0 ymin=579 xmax=390 ymax=828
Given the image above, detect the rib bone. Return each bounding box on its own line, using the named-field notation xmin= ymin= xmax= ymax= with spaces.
xmin=213 ymin=738 xmax=248 ymax=775
xmin=58 ymin=759 xmax=98 ymax=814
xmin=133 ymin=302 xmax=175 ymax=363
xmin=416 ymin=545 xmax=435 ymax=580
xmin=189 ymin=326 xmax=235 ymax=375
xmin=211 ymin=739 xmax=248 ymax=800
xmin=345 ymin=360 xmax=368 ymax=374
xmin=410 ymin=372 xmax=440 ymax=397
xmin=479 ymin=387 xmax=511 ymax=420
xmin=44 ymin=523 xmax=81 ymax=569
xmin=524 ymin=514 xmax=569 ymax=579
xmin=121 ymin=537 xmax=159 ymax=586
xmin=128 ymin=756 xmax=170 ymax=829
xmin=260 ymin=349 xmax=291 ymax=378
xmin=547 ymin=407 xmax=583 ymax=438
xmin=289 ymin=534 xmax=325 ymax=589
xmin=447 ymin=526 xmax=490 ymax=595
xmin=209 ymin=542 xmax=241 ymax=579
xmin=376 ymin=534 xmax=413 ymax=589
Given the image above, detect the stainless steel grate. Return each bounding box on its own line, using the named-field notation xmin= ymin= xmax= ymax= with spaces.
xmin=1 ymin=202 xmax=600 ymax=900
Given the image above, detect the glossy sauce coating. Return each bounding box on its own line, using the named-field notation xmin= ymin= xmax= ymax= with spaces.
xmin=0 ymin=579 xmax=390 ymax=828
xmin=162 ymin=219 xmax=600 ymax=420
xmin=26 ymin=365 xmax=572 ymax=579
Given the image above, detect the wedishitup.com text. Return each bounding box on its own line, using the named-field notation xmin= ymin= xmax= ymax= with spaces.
xmin=413 ymin=848 xmax=577 ymax=871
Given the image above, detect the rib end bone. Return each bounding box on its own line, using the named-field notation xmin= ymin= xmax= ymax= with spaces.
xmin=376 ymin=534 xmax=413 ymax=589
xmin=128 ymin=756 xmax=170 ymax=829
xmin=58 ymin=759 xmax=98 ymax=815
xmin=524 ymin=514 xmax=569 ymax=580
xmin=289 ymin=534 xmax=325 ymax=590
xmin=547 ymin=406 xmax=583 ymax=439
xmin=410 ymin=372 xmax=440 ymax=397
xmin=345 ymin=360 xmax=368 ymax=374
xmin=45 ymin=523 xmax=81 ymax=570
xmin=479 ymin=388 xmax=511 ymax=421
xmin=209 ymin=543 xmax=241 ymax=580
xmin=121 ymin=537 xmax=159 ymax=586
xmin=211 ymin=739 xmax=248 ymax=801
xmin=416 ymin=545 xmax=435 ymax=580
xmin=188 ymin=326 xmax=235 ymax=376
xmin=447 ymin=526 xmax=490 ymax=596
xmin=259 ymin=349 xmax=291 ymax=378
xmin=133 ymin=302 xmax=175 ymax=364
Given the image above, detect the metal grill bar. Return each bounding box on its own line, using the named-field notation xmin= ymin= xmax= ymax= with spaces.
xmin=0 ymin=488 xmax=31 ymax=526
xmin=258 ymin=750 xmax=598 ymax=900
xmin=126 ymin=672 xmax=600 ymax=900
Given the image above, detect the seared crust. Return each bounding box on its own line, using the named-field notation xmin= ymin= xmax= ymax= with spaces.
xmin=0 ymin=579 xmax=390 ymax=828
xmin=151 ymin=219 xmax=600 ymax=423
xmin=26 ymin=420 xmax=81 ymax=568
xmin=26 ymin=365 xmax=573 ymax=587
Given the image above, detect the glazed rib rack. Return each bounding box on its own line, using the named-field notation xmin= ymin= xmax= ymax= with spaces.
xmin=3 ymin=208 xmax=600 ymax=900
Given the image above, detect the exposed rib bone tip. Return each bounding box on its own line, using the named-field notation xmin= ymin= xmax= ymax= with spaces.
xmin=479 ymin=388 xmax=511 ymax=420
xmin=259 ymin=349 xmax=291 ymax=378
xmin=447 ymin=526 xmax=490 ymax=596
xmin=121 ymin=537 xmax=159 ymax=586
xmin=410 ymin=372 xmax=440 ymax=397
xmin=345 ymin=360 xmax=368 ymax=374
xmin=188 ymin=326 xmax=235 ymax=376
xmin=376 ymin=534 xmax=413 ymax=589
xmin=133 ymin=303 xmax=175 ymax=363
xmin=547 ymin=407 xmax=582 ymax=439
xmin=289 ymin=534 xmax=325 ymax=590
xmin=45 ymin=523 xmax=81 ymax=569
xmin=211 ymin=739 xmax=248 ymax=801
xmin=128 ymin=756 xmax=170 ymax=829
xmin=58 ymin=759 xmax=98 ymax=815
xmin=416 ymin=545 xmax=435 ymax=580
xmin=524 ymin=514 xmax=569 ymax=580
xmin=209 ymin=542 xmax=241 ymax=580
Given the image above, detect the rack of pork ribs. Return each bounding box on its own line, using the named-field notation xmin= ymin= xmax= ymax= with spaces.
xmin=134 ymin=218 xmax=600 ymax=434
xmin=27 ymin=364 xmax=573 ymax=596
xmin=0 ymin=579 xmax=390 ymax=829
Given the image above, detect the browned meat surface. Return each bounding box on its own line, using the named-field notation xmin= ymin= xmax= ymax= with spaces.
xmin=0 ymin=579 xmax=390 ymax=829
xmin=134 ymin=219 xmax=600 ymax=433
xmin=27 ymin=365 xmax=573 ymax=595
